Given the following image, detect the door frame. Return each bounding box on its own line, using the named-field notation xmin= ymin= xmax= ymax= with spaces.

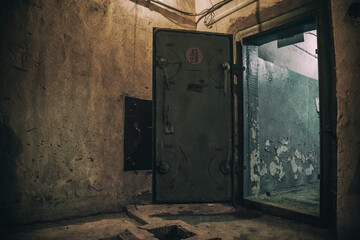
xmin=234 ymin=2 xmax=337 ymax=228
xmin=152 ymin=28 xmax=236 ymax=204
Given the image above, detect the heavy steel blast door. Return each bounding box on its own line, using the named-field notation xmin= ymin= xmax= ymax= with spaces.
xmin=153 ymin=29 xmax=234 ymax=203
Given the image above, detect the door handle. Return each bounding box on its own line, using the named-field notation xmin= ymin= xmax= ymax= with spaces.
xmin=220 ymin=139 xmax=232 ymax=175
xmin=221 ymin=62 xmax=230 ymax=96
xmin=158 ymin=140 xmax=170 ymax=174
xmin=158 ymin=58 xmax=170 ymax=90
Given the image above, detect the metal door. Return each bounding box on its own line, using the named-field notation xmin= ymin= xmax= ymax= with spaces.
xmin=153 ymin=29 xmax=233 ymax=203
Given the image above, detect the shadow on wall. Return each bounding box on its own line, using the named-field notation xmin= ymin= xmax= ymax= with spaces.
xmin=0 ymin=0 xmax=29 ymax=24
xmin=0 ymin=114 xmax=23 ymax=225
xmin=129 ymin=0 xmax=196 ymax=29
xmin=348 ymin=156 xmax=360 ymax=195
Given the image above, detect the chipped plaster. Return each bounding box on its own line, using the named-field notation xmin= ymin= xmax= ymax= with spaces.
xmin=276 ymin=145 xmax=289 ymax=155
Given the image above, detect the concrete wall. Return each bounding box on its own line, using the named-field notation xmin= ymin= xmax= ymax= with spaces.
xmin=196 ymin=0 xmax=315 ymax=33
xmin=258 ymin=30 xmax=319 ymax=80
xmin=330 ymin=0 xmax=360 ymax=239
xmin=0 ymin=0 xmax=195 ymax=225
xmin=2 ymin=0 xmax=314 ymax=225
xmin=1 ymin=0 xmax=359 ymax=237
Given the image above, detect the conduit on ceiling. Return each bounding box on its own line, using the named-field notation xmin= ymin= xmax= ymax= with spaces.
xmin=142 ymin=0 xmax=258 ymax=28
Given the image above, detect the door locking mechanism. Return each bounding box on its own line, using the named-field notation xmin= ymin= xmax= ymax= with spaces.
xmin=158 ymin=57 xmax=168 ymax=68
xmin=220 ymin=139 xmax=232 ymax=175
xmin=158 ymin=140 xmax=170 ymax=174
xmin=158 ymin=58 xmax=170 ymax=90
xmin=158 ymin=57 xmax=174 ymax=134
xmin=221 ymin=62 xmax=230 ymax=96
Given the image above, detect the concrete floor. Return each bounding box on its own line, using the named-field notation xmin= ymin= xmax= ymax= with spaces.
xmin=2 ymin=204 xmax=334 ymax=240
xmin=2 ymin=213 xmax=140 ymax=240
xmin=246 ymin=183 xmax=320 ymax=216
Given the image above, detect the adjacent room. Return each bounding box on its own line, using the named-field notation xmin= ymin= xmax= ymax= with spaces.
xmin=242 ymin=19 xmax=320 ymax=216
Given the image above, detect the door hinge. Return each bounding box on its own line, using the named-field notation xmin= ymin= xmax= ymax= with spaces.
xmin=232 ymin=63 xmax=243 ymax=77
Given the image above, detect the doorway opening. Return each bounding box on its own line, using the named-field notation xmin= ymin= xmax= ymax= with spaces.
xmin=242 ymin=17 xmax=320 ymax=216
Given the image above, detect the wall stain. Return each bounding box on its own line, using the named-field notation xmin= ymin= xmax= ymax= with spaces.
xmin=0 ymin=114 xmax=23 ymax=225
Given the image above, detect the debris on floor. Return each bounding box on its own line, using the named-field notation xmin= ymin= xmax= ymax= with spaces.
xmin=3 ymin=204 xmax=333 ymax=240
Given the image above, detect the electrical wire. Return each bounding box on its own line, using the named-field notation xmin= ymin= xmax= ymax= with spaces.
xmin=305 ymin=32 xmax=317 ymax=37
xmin=203 ymin=12 xmax=216 ymax=28
xmin=146 ymin=0 xmax=233 ymax=23
xmin=196 ymin=0 xmax=233 ymax=24
xmin=293 ymin=44 xmax=318 ymax=59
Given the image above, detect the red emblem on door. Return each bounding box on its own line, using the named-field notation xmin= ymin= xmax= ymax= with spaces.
xmin=185 ymin=47 xmax=203 ymax=65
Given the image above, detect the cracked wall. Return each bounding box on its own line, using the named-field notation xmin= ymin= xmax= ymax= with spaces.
xmin=0 ymin=0 xmax=359 ymax=236
xmin=1 ymin=0 xmax=321 ymax=225
xmin=330 ymin=0 xmax=360 ymax=238
xmin=0 ymin=0 xmax=195 ymax=225
xmin=196 ymin=0 xmax=316 ymax=33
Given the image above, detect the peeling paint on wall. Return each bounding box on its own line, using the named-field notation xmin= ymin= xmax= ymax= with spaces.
xmin=269 ymin=161 xmax=285 ymax=180
xmin=251 ymin=127 xmax=257 ymax=139
xmin=305 ymin=163 xmax=314 ymax=176
xmin=244 ymin=48 xmax=320 ymax=196
xmin=295 ymin=149 xmax=306 ymax=163
xmin=259 ymin=163 xmax=268 ymax=176
xmin=251 ymin=119 xmax=259 ymax=142
xmin=276 ymin=145 xmax=289 ymax=155
xmin=250 ymin=149 xmax=261 ymax=195
xmin=0 ymin=0 xmax=193 ymax=225
xmin=290 ymin=156 xmax=303 ymax=174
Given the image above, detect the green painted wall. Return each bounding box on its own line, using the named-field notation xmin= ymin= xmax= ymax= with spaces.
xmin=243 ymin=45 xmax=320 ymax=196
